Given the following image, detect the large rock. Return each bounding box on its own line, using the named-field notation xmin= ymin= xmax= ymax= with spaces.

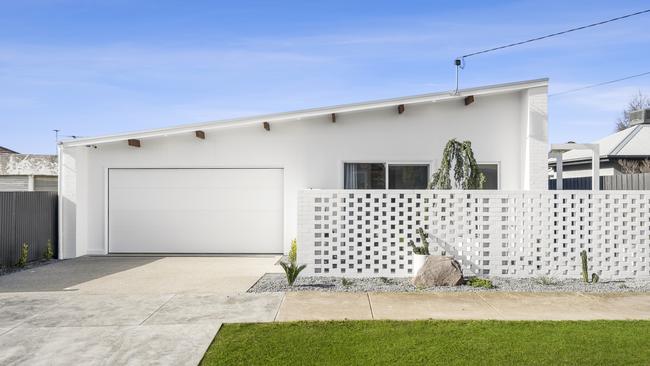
xmin=412 ymin=256 xmax=463 ymax=287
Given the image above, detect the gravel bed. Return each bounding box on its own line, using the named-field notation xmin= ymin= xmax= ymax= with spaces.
xmin=249 ymin=273 xmax=650 ymax=293
xmin=0 ymin=259 xmax=59 ymax=277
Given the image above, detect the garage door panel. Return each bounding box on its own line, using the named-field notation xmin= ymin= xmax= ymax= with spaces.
xmin=108 ymin=169 xmax=283 ymax=253
xmin=109 ymin=211 xmax=281 ymax=253
xmin=111 ymin=187 xmax=281 ymax=211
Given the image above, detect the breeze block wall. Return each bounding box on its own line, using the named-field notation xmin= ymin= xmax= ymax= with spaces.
xmin=297 ymin=190 xmax=650 ymax=279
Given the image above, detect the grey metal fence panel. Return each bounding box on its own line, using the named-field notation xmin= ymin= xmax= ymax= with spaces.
xmin=548 ymin=177 xmax=598 ymax=190
xmin=600 ymin=179 xmax=612 ymax=190
xmin=549 ymin=173 xmax=650 ymax=190
xmin=0 ymin=192 xmax=57 ymax=267
xmin=0 ymin=194 xmax=16 ymax=267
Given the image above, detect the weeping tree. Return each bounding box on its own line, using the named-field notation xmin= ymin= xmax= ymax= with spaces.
xmin=428 ymin=139 xmax=486 ymax=189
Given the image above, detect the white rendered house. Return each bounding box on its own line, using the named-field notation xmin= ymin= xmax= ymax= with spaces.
xmin=58 ymin=78 xmax=548 ymax=258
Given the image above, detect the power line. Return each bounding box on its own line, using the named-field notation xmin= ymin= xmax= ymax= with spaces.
xmin=549 ymin=71 xmax=650 ymax=97
xmin=461 ymin=9 xmax=650 ymax=59
xmin=452 ymin=9 xmax=650 ymax=94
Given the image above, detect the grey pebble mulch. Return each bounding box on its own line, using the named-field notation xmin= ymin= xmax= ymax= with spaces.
xmin=0 ymin=259 xmax=58 ymax=277
xmin=248 ymin=273 xmax=650 ymax=293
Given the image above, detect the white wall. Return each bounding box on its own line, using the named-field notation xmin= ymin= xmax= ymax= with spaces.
xmin=60 ymin=87 xmax=548 ymax=257
xmin=298 ymin=189 xmax=650 ymax=279
xmin=521 ymin=87 xmax=548 ymax=190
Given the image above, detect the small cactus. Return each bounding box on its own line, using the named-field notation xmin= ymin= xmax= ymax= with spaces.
xmin=580 ymin=250 xmax=599 ymax=284
xmin=407 ymin=227 xmax=430 ymax=255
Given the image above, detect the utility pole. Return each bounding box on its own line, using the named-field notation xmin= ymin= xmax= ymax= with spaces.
xmin=453 ymin=58 xmax=464 ymax=95
xmin=53 ymin=129 xmax=60 ymax=143
xmin=53 ymin=129 xmax=60 ymax=153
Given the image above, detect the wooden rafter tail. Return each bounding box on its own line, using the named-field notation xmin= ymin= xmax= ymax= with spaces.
xmin=195 ymin=130 xmax=205 ymax=139
xmin=127 ymin=139 xmax=141 ymax=148
xmin=263 ymin=122 xmax=270 ymax=131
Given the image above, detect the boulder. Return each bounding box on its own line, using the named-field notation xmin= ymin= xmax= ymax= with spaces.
xmin=412 ymin=256 xmax=463 ymax=287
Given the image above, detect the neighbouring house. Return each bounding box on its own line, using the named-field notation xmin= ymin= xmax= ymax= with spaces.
xmin=0 ymin=146 xmax=58 ymax=192
xmin=548 ymin=109 xmax=650 ymax=179
xmin=58 ymin=78 xmax=548 ymax=259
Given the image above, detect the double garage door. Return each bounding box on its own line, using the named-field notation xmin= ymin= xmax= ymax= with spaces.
xmin=108 ymin=168 xmax=283 ymax=254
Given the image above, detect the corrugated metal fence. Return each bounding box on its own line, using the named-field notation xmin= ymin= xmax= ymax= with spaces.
xmin=0 ymin=192 xmax=57 ymax=267
xmin=602 ymin=173 xmax=650 ymax=190
xmin=549 ymin=173 xmax=650 ymax=190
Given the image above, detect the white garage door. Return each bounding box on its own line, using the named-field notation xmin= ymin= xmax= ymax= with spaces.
xmin=108 ymin=168 xmax=283 ymax=254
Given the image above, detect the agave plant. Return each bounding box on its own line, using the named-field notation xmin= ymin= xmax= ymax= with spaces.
xmin=281 ymin=239 xmax=307 ymax=286
xmin=280 ymin=261 xmax=307 ymax=286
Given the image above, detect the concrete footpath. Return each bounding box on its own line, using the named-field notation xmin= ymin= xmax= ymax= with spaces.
xmin=274 ymin=291 xmax=650 ymax=321
xmin=2 ymin=290 xmax=648 ymax=365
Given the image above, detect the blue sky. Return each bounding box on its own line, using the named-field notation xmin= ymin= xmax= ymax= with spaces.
xmin=1 ymin=0 xmax=649 ymax=154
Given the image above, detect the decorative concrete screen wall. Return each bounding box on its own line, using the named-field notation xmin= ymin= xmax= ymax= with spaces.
xmin=297 ymin=190 xmax=650 ymax=279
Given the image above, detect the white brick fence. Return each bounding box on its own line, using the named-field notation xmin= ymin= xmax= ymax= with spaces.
xmin=297 ymin=190 xmax=650 ymax=279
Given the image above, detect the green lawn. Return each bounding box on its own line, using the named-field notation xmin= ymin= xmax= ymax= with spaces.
xmin=200 ymin=320 xmax=650 ymax=365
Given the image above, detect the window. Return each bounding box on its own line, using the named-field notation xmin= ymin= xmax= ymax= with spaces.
xmin=344 ymin=162 xmax=429 ymax=189
xmin=478 ymin=163 xmax=499 ymax=190
xmin=388 ymin=164 xmax=429 ymax=189
xmin=344 ymin=163 xmax=386 ymax=189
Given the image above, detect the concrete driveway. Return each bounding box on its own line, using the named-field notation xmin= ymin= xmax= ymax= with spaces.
xmin=0 ymin=256 xmax=284 ymax=366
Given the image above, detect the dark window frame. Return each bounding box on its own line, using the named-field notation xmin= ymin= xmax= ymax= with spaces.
xmin=343 ymin=161 xmax=431 ymax=190
xmin=477 ymin=162 xmax=500 ymax=190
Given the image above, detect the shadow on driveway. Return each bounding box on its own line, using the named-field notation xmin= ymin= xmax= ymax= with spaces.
xmin=0 ymin=256 xmax=162 ymax=292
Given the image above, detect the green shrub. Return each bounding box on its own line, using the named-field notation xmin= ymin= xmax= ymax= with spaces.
xmin=379 ymin=277 xmax=394 ymax=285
xmin=341 ymin=278 xmax=353 ymax=287
xmin=17 ymin=243 xmax=29 ymax=267
xmin=280 ymin=239 xmax=306 ymax=286
xmin=466 ymin=277 xmax=494 ymax=289
xmin=44 ymin=239 xmax=54 ymax=260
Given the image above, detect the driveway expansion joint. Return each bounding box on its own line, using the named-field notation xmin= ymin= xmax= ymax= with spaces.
xmin=139 ymin=294 xmax=177 ymax=326
xmin=476 ymin=293 xmax=506 ymax=320
xmin=367 ymin=293 xmax=375 ymax=320
xmin=273 ymin=293 xmax=286 ymax=322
